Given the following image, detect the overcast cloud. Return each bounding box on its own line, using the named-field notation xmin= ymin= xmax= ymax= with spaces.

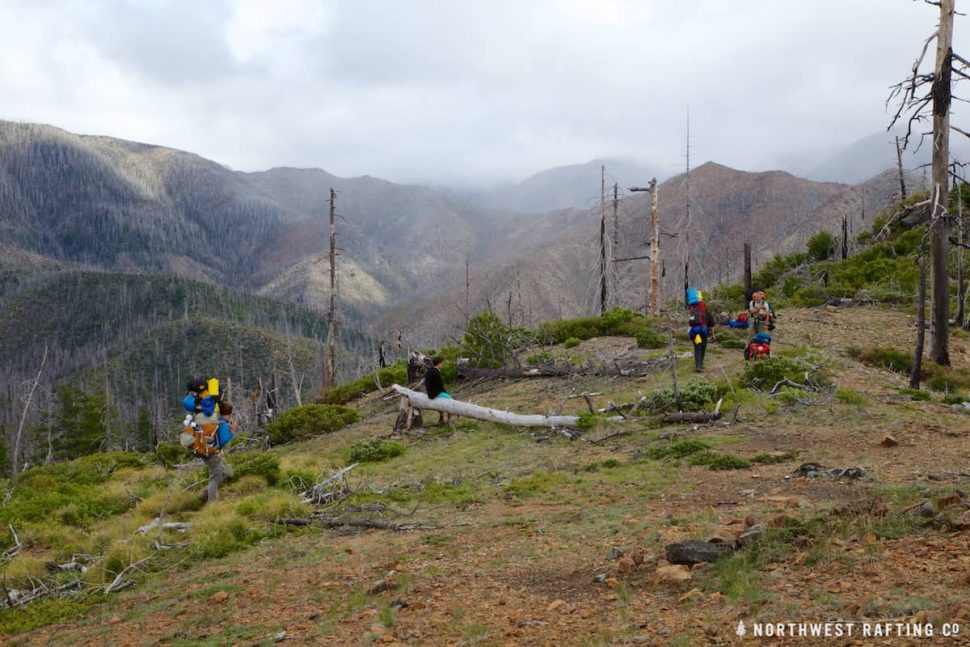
xmin=1 ymin=0 xmax=967 ymax=185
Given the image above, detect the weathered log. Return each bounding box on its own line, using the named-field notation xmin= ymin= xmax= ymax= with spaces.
xmin=391 ymin=385 xmax=579 ymax=428
xmin=665 ymin=540 xmax=737 ymax=565
xmin=659 ymin=398 xmax=722 ymax=423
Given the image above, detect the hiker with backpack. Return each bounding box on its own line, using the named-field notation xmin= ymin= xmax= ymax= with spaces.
xmin=178 ymin=378 xmax=235 ymax=503
xmin=745 ymin=291 xmax=774 ymax=360
xmin=686 ymin=287 xmax=717 ymax=371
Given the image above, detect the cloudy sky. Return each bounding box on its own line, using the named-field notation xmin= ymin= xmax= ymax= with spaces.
xmin=2 ymin=0 xmax=966 ymax=185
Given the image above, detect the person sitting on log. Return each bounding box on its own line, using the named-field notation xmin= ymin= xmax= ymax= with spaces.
xmin=425 ymin=356 xmax=452 ymax=425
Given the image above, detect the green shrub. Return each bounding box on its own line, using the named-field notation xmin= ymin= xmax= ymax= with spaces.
xmin=900 ymin=388 xmax=931 ymax=401
xmin=322 ymin=362 xmax=408 ymax=404
xmin=225 ymin=451 xmax=281 ymax=486
xmin=564 ymin=337 xmax=582 ymax=349
xmin=526 ymin=351 xmax=552 ymax=365
xmin=942 ymin=392 xmax=969 ymax=405
xmin=807 ymin=231 xmax=837 ymax=261
xmin=155 ymin=443 xmax=184 ymax=467
xmin=740 ymin=358 xmax=827 ymax=391
xmin=540 ymin=317 xmax=606 ymax=344
xmin=601 ymin=307 xmax=638 ymax=330
xmin=348 ymin=439 xmax=406 ymax=463
xmin=716 ymin=330 xmax=746 ymax=349
xmin=688 ymin=451 xmax=752 ymax=470
xmin=576 ymin=411 xmax=600 ymax=431
xmin=635 ymin=326 xmax=666 ymax=349
xmin=855 ymin=347 xmax=913 ymax=374
xmin=462 ymin=311 xmax=536 ymax=368
xmin=835 ymin=388 xmax=866 ymax=405
xmin=925 ymin=366 xmax=970 ymax=393
xmin=642 ymin=380 xmax=718 ymax=414
xmin=267 ymin=404 xmax=360 ymax=445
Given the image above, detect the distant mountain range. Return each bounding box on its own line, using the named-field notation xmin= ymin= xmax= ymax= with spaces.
xmin=0 ymin=120 xmax=929 ymax=351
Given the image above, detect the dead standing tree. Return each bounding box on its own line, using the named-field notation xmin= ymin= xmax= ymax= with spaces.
xmin=888 ymin=0 xmax=962 ymax=366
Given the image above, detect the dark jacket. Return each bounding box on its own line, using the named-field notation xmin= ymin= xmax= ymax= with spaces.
xmin=425 ymin=366 xmax=445 ymax=399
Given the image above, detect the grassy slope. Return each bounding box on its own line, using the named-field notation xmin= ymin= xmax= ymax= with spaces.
xmin=5 ymin=306 xmax=970 ymax=645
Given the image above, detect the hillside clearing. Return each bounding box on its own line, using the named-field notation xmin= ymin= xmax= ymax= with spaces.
xmin=5 ymin=306 xmax=970 ymax=646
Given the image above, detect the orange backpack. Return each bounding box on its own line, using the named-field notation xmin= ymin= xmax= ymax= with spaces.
xmin=179 ymin=419 xmax=220 ymax=458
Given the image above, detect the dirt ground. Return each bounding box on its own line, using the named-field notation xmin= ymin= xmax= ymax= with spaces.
xmin=8 ymin=306 xmax=970 ymax=646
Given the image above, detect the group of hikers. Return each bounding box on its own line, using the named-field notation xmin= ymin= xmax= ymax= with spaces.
xmin=173 ymin=293 xmax=772 ymax=501
xmin=687 ymin=287 xmax=775 ymax=371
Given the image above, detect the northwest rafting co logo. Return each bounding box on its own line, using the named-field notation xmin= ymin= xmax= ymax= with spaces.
xmin=736 ymin=620 xmax=747 ymax=639
xmin=734 ymin=620 xmax=961 ymax=640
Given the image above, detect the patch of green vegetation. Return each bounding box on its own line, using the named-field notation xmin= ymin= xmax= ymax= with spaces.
xmin=688 ymin=451 xmax=752 ymax=470
xmin=504 ymin=471 xmax=568 ymax=499
xmin=526 ymin=351 xmax=552 ymax=365
xmin=643 ymin=439 xmax=711 ymax=460
xmin=942 ymin=392 xmax=969 ymax=405
xmin=320 ymin=361 xmax=408 ymax=405
xmin=750 ymin=451 xmax=800 ymax=465
xmin=563 ymin=337 xmax=582 ymax=349
xmin=641 ymin=380 xmax=718 ymax=414
xmin=576 ymin=411 xmax=601 ymax=430
xmin=0 ymin=597 xmax=90 ymax=634
xmin=740 ymin=357 xmax=828 ymax=391
xmin=266 ymin=404 xmax=359 ymax=445
xmin=899 ymin=388 xmax=932 ymax=401
xmin=634 ymin=326 xmax=666 ymax=349
xmin=348 ymin=439 xmax=406 ymax=463
xmin=852 ymin=346 xmax=913 ymax=374
xmin=835 ymin=388 xmax=867 ymax=405
xmin=716 ymin=330 xmax=746 ymax=349
xmin=225 ymin=451 xmax=281 ymax=486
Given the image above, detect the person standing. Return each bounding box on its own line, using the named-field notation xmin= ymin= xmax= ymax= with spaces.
xmin=687 ymin=288 xmax=717 ymax=371
xmin=746 ymin=290 xmax=773 ymax=345
xmin=425 ymin=356 xmax=452 ymax=425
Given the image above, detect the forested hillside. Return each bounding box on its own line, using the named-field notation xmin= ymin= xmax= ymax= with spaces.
xmin=0 ymin=270 xmax=374 ymax=474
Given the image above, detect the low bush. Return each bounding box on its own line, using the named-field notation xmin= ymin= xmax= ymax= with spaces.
xmin=322 ymin=362 xmax=408 ymax=405
xmin=635 ymin=326 xmax=666 ymax=349
xmin=225 ymin=451 xmax=281 ymax=486
xmin=641 ymin=380 xmax=718 ymax=414
xmin=576 ymin=411 xmax=600 ymax=430
xmin=540 ymin=317 xmax=605 ymax=344
xmin=526 ymin=351 xmax=552 ymax=365
xmin=740 ymin=358 xmax=827 ymax=391
xmin=267 ymin=404 xmax=360 ymax=445
xmin=348 ymin=439 xmax=406 ymax=463
xmin=688 ymin=451 xmax=752 ymax=470
xmin=564 ymin=337 xmax=582 ymax=349
xmin=835 ymin=388 xmax=867 ymax=405
xmin=155 ymin=443 xmax=184 ymax=467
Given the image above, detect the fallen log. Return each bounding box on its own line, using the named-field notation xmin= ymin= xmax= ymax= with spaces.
xmin=390 ymin=385 xmax=580 ymax=428
xmin=660 ymin=398 xmax=723 ymax=423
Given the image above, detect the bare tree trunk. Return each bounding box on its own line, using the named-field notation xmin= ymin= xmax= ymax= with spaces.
xmin=912 ymin=245 xmax=928 ymax=389
xmin=668 ymin=331 xmax=683 ymax=412
xmin=743 ymin=242 xmax=753 ymax=304
xmin=929 ymin=0 xmax=954 ymax=366
xmin=599 ymin=165 xmax=607 ymax=314
xmin=649 ymin=179 xmax=660 ymax=316
xmin=896 ymin=135 xmax=908 ymax=201
xmin=13 ymin=346 xmax=47 ymax=478
xmin=325 ymin=188 xmax=337 ymax=390
xmin=957 ymin=184 xmax=966 ymax=327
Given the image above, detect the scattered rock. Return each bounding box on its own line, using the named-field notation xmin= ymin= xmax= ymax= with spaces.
xmin=390 ymin=599 xmax=408 ymax=611
xmin=209 ymin=590 xmax=230 ymax=604
xmin=108 ymin=616 xmax=122 ymax=625
xmin=738 ymin=523 xmax=766 ymax=547
xmin=609 ymin=546 xmax=626 ymax=560
xmin=273 ymin=630 xmax=287 ymax=643
xmin=517 ymin=619 xmax=549 ymax=628
xmin=665 ymin=540 xmax=737 ymax=565
xmin=307 ymin=612 xmax=320 ymax=621
xmin=655 ymin=564 xmax=693 ymax=582
xmin=368 ymin=579 xmax=397 ymax=595
xmin=593 ymin=573 xmax=607 ymax=583
xmin=678 ymin=587 xmax=703 ymax=603
xmin=795 ymin=463 xmax=824 ymax=478
xmin=547 ymin=599 xmax=566 ymax=612
xmin=617 ymin=555 xmax=636 ymax=572
xmin=831 ymin=467 xmax=865 ymax=480
xmin=880 ymin=435 xmax=899 ymax=448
